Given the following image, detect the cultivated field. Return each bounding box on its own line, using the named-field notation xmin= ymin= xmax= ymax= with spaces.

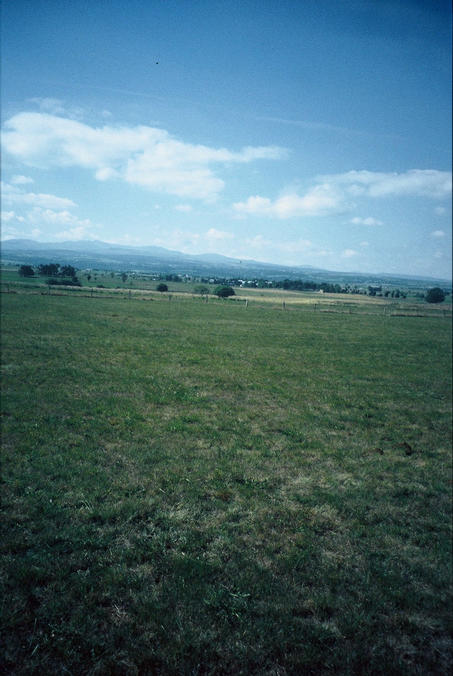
xmin=1 ymin=289 xmax=452 ymax=674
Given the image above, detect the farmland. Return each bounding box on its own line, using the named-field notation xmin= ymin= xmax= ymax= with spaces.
xmin=1 ymin=284 xmax=452 ymax=674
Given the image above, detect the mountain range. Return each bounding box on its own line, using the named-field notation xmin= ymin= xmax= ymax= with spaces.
xmin=1 ymin=238 xmax=450 ymax=287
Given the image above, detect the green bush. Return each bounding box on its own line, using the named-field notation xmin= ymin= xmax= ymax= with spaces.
xmin=215 ymin=286 xmax=235 ymax=298
xmin=18 ymin=265 xmax=35 ymax=277
xmin=47 ymin=277 xmax=81 ymax=287
xmin=157 ymin=283 xmax=168 ymax=292
xmin=425 ymin=287 xmax=445 ymax=303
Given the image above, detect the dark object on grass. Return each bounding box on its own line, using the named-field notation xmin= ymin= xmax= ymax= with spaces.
xmin=400 ymin=441 xmax=414 ymax=455
xmin=157 ymin=283 xmax=168 ymax=292
xmin=215 ymin=285 xmax=235 ymax=298
xmin=47 ymin=277 xmax=81 ymax=286
xmin=18 ymin=265 xmax=35 ymax=277
xmin=425 ymin=287 xmax=445 ymax=303
xmin=373 ymin=447 xmax=384 ymax=455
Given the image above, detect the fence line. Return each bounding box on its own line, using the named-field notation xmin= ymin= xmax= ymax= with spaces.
xmin=1 ymin=283 xmax=451 ymax=319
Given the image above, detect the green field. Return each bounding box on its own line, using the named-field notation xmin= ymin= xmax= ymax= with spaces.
xmin=1 ymin=290 xmax=452 ymax=674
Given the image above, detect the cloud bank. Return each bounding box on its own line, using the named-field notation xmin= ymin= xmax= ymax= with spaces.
xmin=234 ymin=169 xmax=451 ymax=219
xmin=323 ymin=169 xmax=452 ymax=199
xmin=234 ymin=183 xmax=347 ymax=218
xmin=2 ymin=112 xmax=286 ymax=201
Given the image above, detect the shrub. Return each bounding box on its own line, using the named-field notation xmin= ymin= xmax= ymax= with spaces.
xmin=425 ymin=287 xmax=445 ymax=303
xmin=47 ymin=277 xmax=81 ymax=286
xmin=157 ymin=283 xmax=168 ymax=292
xmin=215 ymin=286 xmax=235 ymax=298
xmin=18 ymin=265 xmax=35 ymax=277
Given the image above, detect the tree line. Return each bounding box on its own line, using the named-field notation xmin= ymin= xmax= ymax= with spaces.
xmin=16 ymin=265 xmax=447 ymax=303
xmin=19 ymin=263 xmax=81 ymax=286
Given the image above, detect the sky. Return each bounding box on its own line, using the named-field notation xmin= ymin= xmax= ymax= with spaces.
xmin=1 ymin=0 xmax=452 ymax=279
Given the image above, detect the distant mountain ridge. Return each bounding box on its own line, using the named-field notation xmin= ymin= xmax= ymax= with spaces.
xmin=1 ymin=238 xmax=450 ymax=286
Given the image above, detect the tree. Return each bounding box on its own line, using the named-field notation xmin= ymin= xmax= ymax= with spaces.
xmin=215 ymin=285 xmax=235 ymax=298
xmin=121 ymin=273 xmax=128 ymax=282
xmin=18 ymin=265 xmax=34 ymax=277
xmin=60 ymin=265 xmax=76 ymax=277
xmin=38 ymin=263 xmax=60 ymax=276
xmin=425 ymin=287 xmax=445 ymax=304
xmin=157 ymin=283 xmax=168 ymax=292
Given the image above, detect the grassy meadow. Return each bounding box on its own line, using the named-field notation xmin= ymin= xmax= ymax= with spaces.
xmin=1 ymin=288 xmax=452 ymax=674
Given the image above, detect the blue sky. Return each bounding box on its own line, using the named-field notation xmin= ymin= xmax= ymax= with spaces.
xmin=1 ymin=0 xmax=451 ymax=278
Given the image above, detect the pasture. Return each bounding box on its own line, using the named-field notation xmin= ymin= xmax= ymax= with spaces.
xmin=1 ymin=289 xmax=451 ymax=674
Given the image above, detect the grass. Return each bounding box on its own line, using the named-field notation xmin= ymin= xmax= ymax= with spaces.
xmin=1 ymin=290 xmax=452 ymax=674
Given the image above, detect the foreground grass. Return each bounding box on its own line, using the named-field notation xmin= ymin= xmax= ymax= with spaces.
xmin=1 ymin=293 xmax=451 ymax=674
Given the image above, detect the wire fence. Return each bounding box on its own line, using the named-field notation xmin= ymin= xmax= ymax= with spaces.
xmin=1 ymin=281 xmax=451 ymax=319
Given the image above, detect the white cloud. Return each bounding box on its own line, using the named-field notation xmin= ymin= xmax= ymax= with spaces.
xmin=29 ymin=97 xmax=67 ymax=115
xmin=360 ymin=241 xmax=369 ymax=247
xmin=350 ymin=216 xmax=383 ymax=226
xmin=234 ymin=184 xmax=346 ymax=218
xmin=234 ymin=168 xmax=451 ymax=221
xmin=342 ymin=249 xmax=358 ymax=258
xmin=11 ymin=174 xmax=34 ymax=185
xmin=1 ymin=224 xmax=41 ymax=239
xmin=323 ymin=169 xmax=451 ymax=199
xmin=174 ymin=204 xmax=193 ymax=212
xmin=148 ymin=228 xmax=201 ymax=252
xmin=2 ymin=112 xmax=286 ymax=201
xmin=27 ymin=208 xmax=80 ymax=225
xmin=22 ymin=192 xmax=77 ymax=209
xmin=206 ymin=228 xmax=234 ymax=241
xmin=95 ymin=167 xmax=119 ymax=181
xmin=431 ymin=230 xmax=445 ymax=238
xmin=53 ymin=225 xmax=97 ymax=241
xmin=244 ymin=234 xmax=274 ymax=249
xmin=241 ymin=235 xmax=312 ymax=258
xmin=278 ymin=238 xmax=312 ymax=252
xmin=2 ymin=184 xmax=76 ymax=210
xmin=1 ymin=211 xmax=25 ymax=223
xmin=233 ymin=195 xmax=272 ymax=216
xmin=25 ymin=206 xmax=98 ymax=239
xmin=1 ymin=226 xmax=23 ymax=239
xmin=29 ymin=98 xmax=84 ymax=119
xmin=434 ymin=206 xmax=446 ymax=215
xmin=0 ymin=201 xmax=99 ymax=241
